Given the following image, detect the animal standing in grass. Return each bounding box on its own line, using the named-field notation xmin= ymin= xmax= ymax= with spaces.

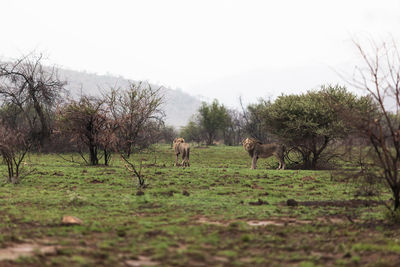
xmin=242 ymin=138 xmax=285 ymax=170
xmin=173 ymin=138 xmax=190 ymax=167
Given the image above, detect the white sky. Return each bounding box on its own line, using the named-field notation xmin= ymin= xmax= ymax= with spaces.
xmin=1 ymin=0 xmax=399 ymax=107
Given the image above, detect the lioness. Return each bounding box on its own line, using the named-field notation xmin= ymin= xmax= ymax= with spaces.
xmin=242 ymin=137 xmax=285 ymax=170
xmin=173 ymin=138 xmax=190 ymax=167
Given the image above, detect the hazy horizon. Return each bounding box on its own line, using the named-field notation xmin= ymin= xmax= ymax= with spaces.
xmin=1 ymin=0 xmax=400 ymax=108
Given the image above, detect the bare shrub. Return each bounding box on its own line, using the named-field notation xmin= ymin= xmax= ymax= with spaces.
xmin=336 ymin=37 xmax=400 ymax=211
xmin=0 ymin=121 xmax=32 ymax=183
xmin=106 ymin=81 xmax=164 ymax=157
xmin=57 ymin=96 xmax=112 ymax=165
xmin=105 ymin=81 xmax=164 ymax=188
xmin=0 ymin=53 xmax=66 ymax=146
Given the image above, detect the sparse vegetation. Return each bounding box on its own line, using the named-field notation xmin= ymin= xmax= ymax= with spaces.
xmin=0 ymin=146 xmax=398 ymax=266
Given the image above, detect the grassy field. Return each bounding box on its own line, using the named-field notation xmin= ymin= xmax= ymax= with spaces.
xmin=0 ymin=145 xmax=399 ymax=266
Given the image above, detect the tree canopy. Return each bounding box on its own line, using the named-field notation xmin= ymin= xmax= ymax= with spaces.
xmin=198 ymin=100 xmax=230 ymax=145
xmin=262 ymin=85 xmax=368 ymax=169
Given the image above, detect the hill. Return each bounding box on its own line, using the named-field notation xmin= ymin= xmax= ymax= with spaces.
xmin=58 ymin=68 xmax=202 ymax=128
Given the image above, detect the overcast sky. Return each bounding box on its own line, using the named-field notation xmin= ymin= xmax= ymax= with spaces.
xmin=1 ymin=0 xmax=399 ymax=107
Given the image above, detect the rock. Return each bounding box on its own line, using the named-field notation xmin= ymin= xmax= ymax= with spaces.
xmin=287 ymin=199 xmax=298 ymax=206
xmin=62 ymin=215 xmax=83 ymax=225
xmin=182 ymin=190 xmax=190 ymax=196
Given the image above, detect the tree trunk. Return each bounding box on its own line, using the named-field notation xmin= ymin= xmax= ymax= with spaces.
xmin=393 ymin=186 xmax=400 ymax=211
xmin=29 ymin=89 xmax=50 ymax=145
xmin=311 ymin=153 xmax=319 ymax=169
xmin=302 ymin=151 xmax=312 ymax=169
xmin=126 ymin=145 xmax=132 ymax=158
xmin=104 ymin=149 xmax=111 ymax=166
xmin=89 ymin=145 xmax=98 ymax=165
xmin=7 ymin=160 xmax=13 ymax=183
xmin=207 ymin=133 xmax=213 ymax=146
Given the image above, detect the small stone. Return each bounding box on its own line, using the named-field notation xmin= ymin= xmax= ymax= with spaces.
xmin=287 ymin=199 xmax=298 ymax=206
xmin=62 ymin=215 xmax=83 ymax=225
xmin=182 ymin=190 xmax=190 ymax=196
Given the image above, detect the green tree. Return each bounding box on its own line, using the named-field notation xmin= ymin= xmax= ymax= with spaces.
xmin=160 ymin=125 xmax=178 ymax=145
xmin=198 ymin=100 xmax=230 ymax=145
xmin=224 ymin=109 xmax=246 ymax=146
xmin=181 ymin=119 xmax=204 ymax=145
xmin=263 ymin=85 xmax=363 ymax=169
xmin=242 ymin=99 xmax=272 ymax=142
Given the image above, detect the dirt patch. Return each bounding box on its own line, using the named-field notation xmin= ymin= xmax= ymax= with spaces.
xmin=299 ymin=199 xmax=385 ymax=207
xmin=247 ymin=217 xmax=315 ymax=227
xmin=0 ymin=242 xmax=58 ymax=261
xmin=196 ymin=217 xmax=228 ymax=226
xmin=159 ymin=190 xmax=175 ymax=197
xmin=168 ymin=243 xmax=188 ymax=252
xmin=196 ymin=216 xmax=312 ymax=227
xmin=213 ymin=256 xmax=229 ymax=262
xmin=301 ymin=176 xmax=316 ymax=181
xmin=197 ymin=216 xmax=357 ymax=228
xmin=247 ymin=220 xmax=285 ymax=226
xmin=125 ymin=256 xmax=159 ymax=266
xmin=317 ymin=217 xmax=347 ymax=224
xmin=310 ymin=251 xmax=344 ymax=260
xmin=251 ymin=184 xmax=264 ymax=190
xmin=240 ymin=257 xmax=254 ymax=263
xmin=247 ymin=216 xmax=360 ymax=226
xmin=145 ymin=230 xmax=168 ymax=238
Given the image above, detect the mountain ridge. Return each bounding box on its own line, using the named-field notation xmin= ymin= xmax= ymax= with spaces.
xmin=57 ymin=68 xmax=202 ymax=128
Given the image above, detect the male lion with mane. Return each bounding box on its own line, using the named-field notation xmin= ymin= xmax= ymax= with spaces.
xmin=173 ymin=138 xmax=190 ymax=167
xmin=242 ymin=138 xmax=285 ymax=170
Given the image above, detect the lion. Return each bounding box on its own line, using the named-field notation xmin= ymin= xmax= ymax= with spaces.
xmin=242 ymin=137 xmax=285 ymax=170
xmin=173 ymin=138 xmax=190 ymax=167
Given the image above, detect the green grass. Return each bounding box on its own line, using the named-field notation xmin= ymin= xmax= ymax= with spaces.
xmin=0 ymin=145 xmax=399 ymax=266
